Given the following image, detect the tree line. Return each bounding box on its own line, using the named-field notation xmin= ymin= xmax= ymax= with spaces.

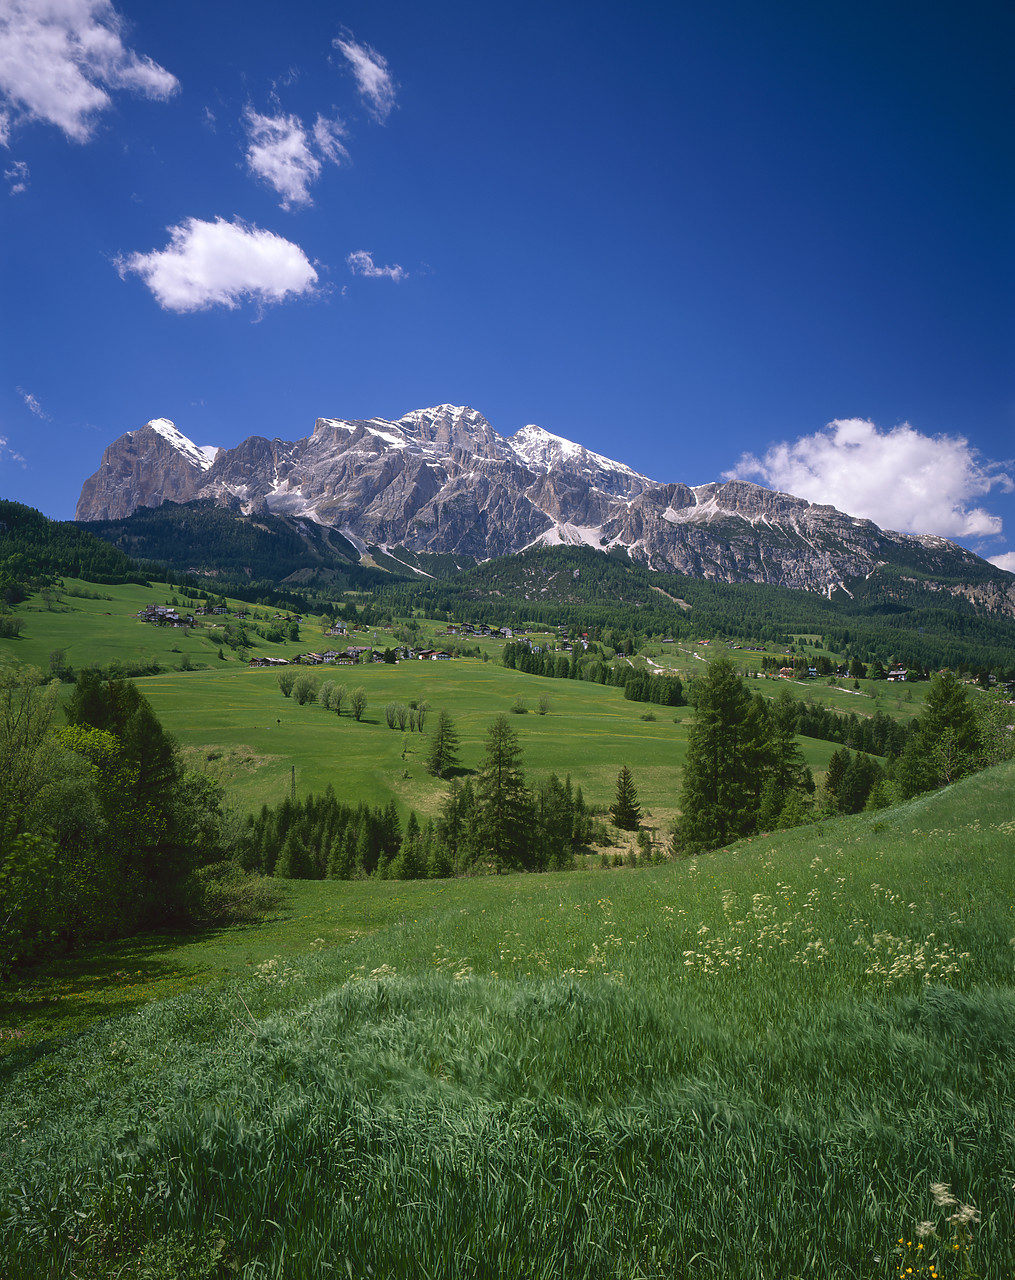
xmin=0 ymin=500 xmax=145 ymax=605
xmin=673 ymin=655 xmax=1015 ymax=853
xmin=236 ymin=714 xmax=595 ymax=880
xmin=501 ymin=641 xmax=685 ymax=706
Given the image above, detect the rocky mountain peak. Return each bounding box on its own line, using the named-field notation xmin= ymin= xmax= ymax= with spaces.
xmin=144 ymin=419 xmax=220 ymax=471
xmin=74 ymin=404 xmax=1011 ymax=599
xmin=395 ymin=404 xmax=502 ymax=458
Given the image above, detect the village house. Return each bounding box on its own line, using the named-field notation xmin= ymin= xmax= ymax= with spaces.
xmin=138 ymin=603 xmax=194 ymax=628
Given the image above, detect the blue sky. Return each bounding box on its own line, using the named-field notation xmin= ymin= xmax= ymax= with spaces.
xmin=2 ymin=0 xmax=1013 ymax=566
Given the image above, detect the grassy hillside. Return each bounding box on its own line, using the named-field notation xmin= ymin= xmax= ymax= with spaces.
xmin=0 ymin=578 xmax=324 ymax=674
xmin=1 ymin=578 xmax=922 ymax=826
xmin=2 ymin=764 xmax=1013 ymax=1277
xmin=145 ymin=659 xmax=692 ymax=816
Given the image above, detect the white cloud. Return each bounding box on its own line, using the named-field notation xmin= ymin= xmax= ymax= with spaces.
xmin=726 ymin=418 xmax=1013 ymax=540
xmin=346 ymin=249 xmax=405 ymax=282
xmin=16 ymin=385 xmax=47 ymax=417
xmin=987 ymin=552 xmax=1015 ymax=573
xmin=0 ymin=0 xmax=178 ymax=142
xmin=0 ymin=435 xmax=26 ymax=466
xmin=312 ymin=113 xmax=347 ymax=163
xmin=243 ymin=107 xmax=347 ymax=209
xmin=334 ymin=36 xmax=396 ymax=122
xmin=4 ymin=158 xmax=28 ymax=193
xmin=117 ymin=216 xmax=318 ymax=313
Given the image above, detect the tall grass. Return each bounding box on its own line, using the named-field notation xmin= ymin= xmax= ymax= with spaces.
xmin=3 ymin=765 xmax=1014 ymax=1277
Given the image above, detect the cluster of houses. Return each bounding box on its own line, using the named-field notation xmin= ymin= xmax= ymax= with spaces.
xmin=248 ymin=646 xmax=453 ymax=669
xmin=444 ymin=623 xmax=516 ymax=639
xmin=139 ymin=601 xmax=309 ymax=626
xmin=136 ymin=603 xmax=194 ymax=628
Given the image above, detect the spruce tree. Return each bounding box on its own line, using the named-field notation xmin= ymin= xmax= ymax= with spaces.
xmin=673 ymin=655 xmax=767 ymax=854
xmin=535 ymin=772 xmax=574 ymax=870
xmin=274 ymin=829 xmax=313 ymax=879
xmin=610 ymin=765 xmax=641 ymax=831
xmin=474 ymin=715 xmax=531 ymax=871
xmin=392 ymin=811 xmax=425 ymax=880
xmin=425 ymin=708 xmax=461 ymax=778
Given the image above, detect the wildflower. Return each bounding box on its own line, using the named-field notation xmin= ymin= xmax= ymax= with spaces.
xmin=947 ymin=1203 xmax=980 ymax=1228
xmin=930 ymin=1183 xmax=957 ymax=1209
xmin=915 ymin=1221 xmax=936 ymax=1239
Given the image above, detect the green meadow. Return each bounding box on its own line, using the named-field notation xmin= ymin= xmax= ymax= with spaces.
xmin=142 ymin=659 xmax=695 ymax=820
xmin=0 ymin=579 xmax=313 ymax=672
xmin=2 ymin=764 xmax=1013 ymax=1277
xmin=0 ymin=579 xmax=867 ymax=823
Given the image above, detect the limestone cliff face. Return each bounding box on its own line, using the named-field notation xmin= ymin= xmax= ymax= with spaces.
xmin=75 ymin=405 xmax=1010 ymax=599
xmin=75 ymin=420 xmax=212 ymax=520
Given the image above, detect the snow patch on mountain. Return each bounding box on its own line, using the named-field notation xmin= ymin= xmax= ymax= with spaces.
xmin=509 ymin=423 xmax=651 ymax=483
xmin=146 ymin=419 xmax=218 ymax=471
xmin=320 ymin=418 xmax=410 ymax=449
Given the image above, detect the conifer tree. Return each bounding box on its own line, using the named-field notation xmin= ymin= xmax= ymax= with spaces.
xmin=673 ymin=655 xmax=768 ymax=854
xmin=438 ymin=779 xmax=477 ymax=872
xmin=474 ymin=715 xmax=531 ymax=871
xmin=425 ymin=708 xmax=461 ymax=778
xmin=392 ymin=811 xmax=425 ymax=879
xmin=274 ymin=829 xmax=313 ymax=879
xmin=610 ymin=766 xmax=641 ymax=831
xmin=535 ymin=772 xmax=574 ymax=870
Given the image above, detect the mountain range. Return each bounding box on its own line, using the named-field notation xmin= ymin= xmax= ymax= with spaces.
xmin=76 ymin=405 xmax=1014 ymax=606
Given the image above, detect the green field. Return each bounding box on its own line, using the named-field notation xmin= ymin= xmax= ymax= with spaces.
xmin=143 ymin=660 xmax=692 ymax=818
xmin=2 ymin=764 xmax=1013 ymax=1277
xmin=0 ymin=579 xmax=318 ymax=672
xmin=0 ymin=580 xmax=899 ymax=830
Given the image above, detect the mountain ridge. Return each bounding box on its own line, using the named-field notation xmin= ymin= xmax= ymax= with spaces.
xmin=75 ymin=404 xmax=1014 ymax=603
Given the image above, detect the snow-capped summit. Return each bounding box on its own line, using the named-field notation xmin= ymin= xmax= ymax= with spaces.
xmin=75 ymin=403 xmax=1004 ymax=597
xmin=509 ymin=423 xmax=652 ymax=486
xmin=145 ymin=419 xmax=219 ymax=471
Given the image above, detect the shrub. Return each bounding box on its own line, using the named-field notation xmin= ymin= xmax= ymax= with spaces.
xmin=192 ymin=863 xmax=285 ymax=923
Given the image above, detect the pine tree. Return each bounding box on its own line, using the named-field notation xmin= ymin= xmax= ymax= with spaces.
xmin=274 ymin=828 xmax=313 ymax=879
xmin=474 ymin=715 xmax=531 ymax=871
xmin=392 ymin=811 xmax=425 ymax=880
xmin=673 ymin=655 xmax=767 ymax=854
xmin=610 ymin=765 xmax=641 ymax=831
xmin=425 ymin=708 xmax=461 ymax=778
xmin=535 ymin=773 xmax=574 ymax=870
